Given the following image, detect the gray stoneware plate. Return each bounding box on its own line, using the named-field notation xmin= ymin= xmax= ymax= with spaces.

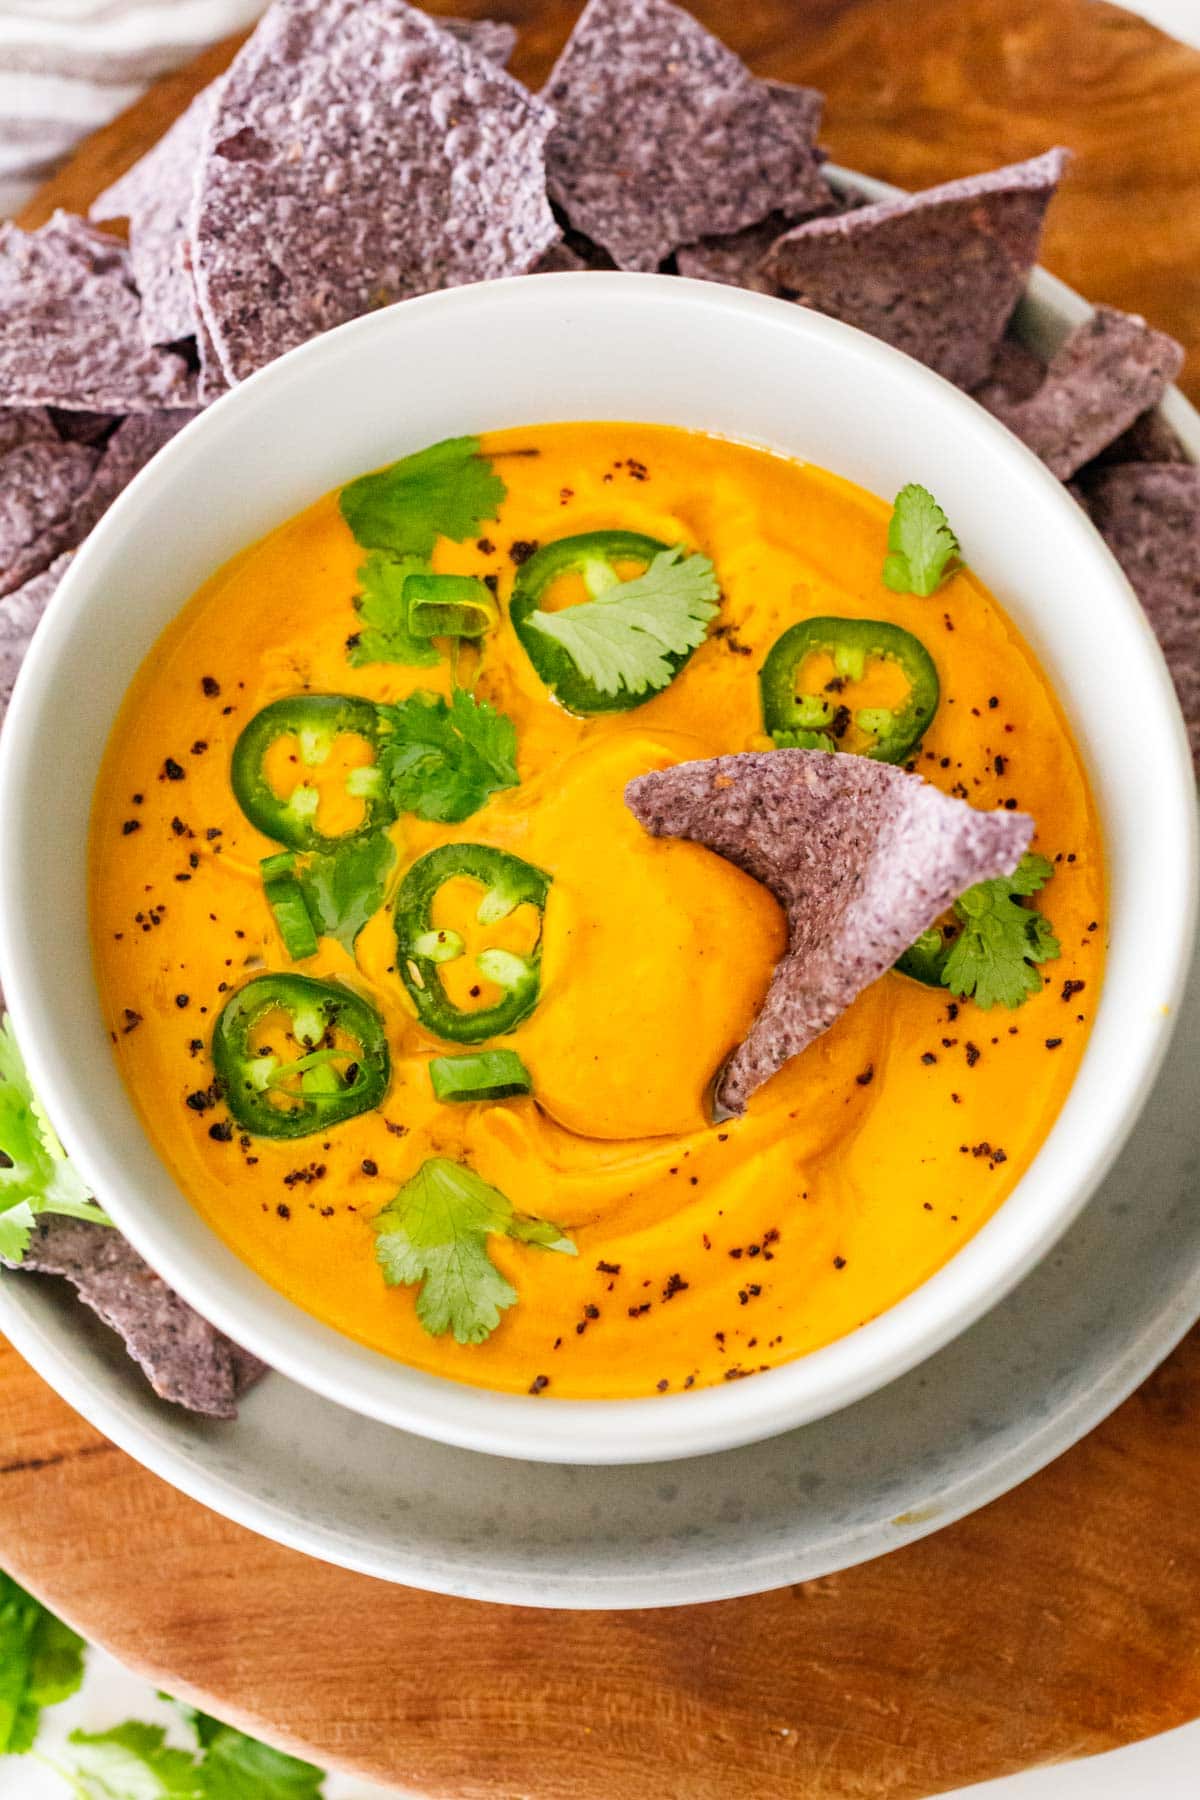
xmin=1 ymin=170 xmax=1197 ymax=1607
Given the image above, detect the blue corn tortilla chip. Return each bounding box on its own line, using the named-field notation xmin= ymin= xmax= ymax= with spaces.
xmin=979 ymin=306 xmax=1183 ymax=480
xmin=0 ymin=552 xmax=73 ymax=727
xmin=0 ymin=413 xmax=97 ymax=599
xmin=676 ymin=211 xmax=796 ymax=291
xmin=90 ymin=85 xmax=220 ymax=349
xmin=626 ymin=750 xmax=1032 ymax=1114
xmin=0 ymin=411 xmax=194 ymax=604
xmin=676 ymin=182 xmax=859 ymax=290
xmin=542 ymin=0 xmax=829 ymax=272
xmin=0 ymin=213 xmax=196 ymax=411
xmin=191 ymin=0 xmax=557 ymax=385
xmin=760 ymin=149 xmax=1070 ymax=389
xmin=1090 ymin=406 xmax=1189 ymax=470
xmin=1079 ymin=462 xmax=1200 ymax=770
xmin=3 ymin=1215 xmax=267 ymax=1418
xmin=88 ymin=16 xmax=517 ymax=358
xmin=532 ymin=239 xmax=590 ymax=272
xmin=971 ymin=333 xmax=1046 ymax=409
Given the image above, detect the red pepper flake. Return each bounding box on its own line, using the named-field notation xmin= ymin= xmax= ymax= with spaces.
xmin=584 ymin=1304 xmax=600 ymax=1320
xmin=988 ymin=695 xmax=999 ymax=709
xmin=190 ymin=739 xmax=208 ymax=756
xmin=201 ymin=675 xmax=221 ymax=697
xmin=476 ymin=537 xmax=495 ymax=555
xmin=162 ymin=757 xmax=185 ymax=781
xmin=627 ymin=1302 xmax=651 ymax=1318
xmin=208 ymin=1120 xmax=234 ymax=1142
xmin=855 ymin=1063 xmax=875 ymax=1087
xmin=276 ymin=1202 xmax=291 ymax=1219
xmin=662 ymin=1272 xmax=689 ymax=1301
xmin=920 ymin=1051 xmax=937 ymax=1066
xmin=1045 ymin=1037 xmax=1063 ymax=1050
xmin=175 ymin=994 xmax=189 ymax=1008
xmin=1061 ymin=979 xmax=1086 ymax=1002
xmin=529 ymin=1374 xmax=550 ymax=1395
xmin=361 ymin=1158 xmax=379 ymax=1176
xmin=121 ymin=819 xmax=141 ymax=836
xmin=120 ymin=1008 xmax=142 ymax=1033
xmin=993 ymin=754 xmax=1007 ymax=776
xmin=655 ymin=1378 xmax=669 ymax=1392
xmin=596 ymin=1259 xmax=621 ymax=1275
xmin=508 ymin=539 xmax=537 ymax=565
xmin=964 ymin=1042 xmax=981 ymax=1067
xmin=832 ymin=1255 xmax=847 ymax=1269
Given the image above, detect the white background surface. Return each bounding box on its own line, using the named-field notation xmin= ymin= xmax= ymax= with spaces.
xmin=2 ymin=0 xmax=1199 ymax=1795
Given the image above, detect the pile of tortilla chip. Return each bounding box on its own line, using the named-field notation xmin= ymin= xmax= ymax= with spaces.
xmin=0 ymin=0 xmax=1196 ymax=1413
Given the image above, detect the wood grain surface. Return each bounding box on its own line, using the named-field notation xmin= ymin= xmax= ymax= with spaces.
xmin=5 ymin=0 xmax=1200 ymax=1794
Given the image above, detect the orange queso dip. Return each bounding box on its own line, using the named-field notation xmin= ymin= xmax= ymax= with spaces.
xmin=91 ymin=424 xmax=1104 ymax=1399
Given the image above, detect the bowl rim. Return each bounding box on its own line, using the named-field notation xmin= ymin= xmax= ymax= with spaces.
xmin=0 ymin=268 xmax=1195 ymax=1465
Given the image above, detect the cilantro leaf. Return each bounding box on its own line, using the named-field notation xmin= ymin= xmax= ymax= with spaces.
xmin=57 ymin=1722 xmax=201 ymax=1797
xmin=347 ymin=554 xmax=440 ymax=669
xmin=297 ymin=833 xmax=395 ymax=956
xmin=0 ymin=1571 xmax=85 ymax=1755
xmin=373 ymin=1158 xmax=575 ymax=1345
xmin=942 ymin=852 xmax=1060 ymax=1009
xmin=377 ymin=688 xmax=519 ymax=824
xmin=339 ymin=436 xmax=506 ymax=560
xmin=526 ymin=545 xmax=719 ymax=700
xmin=881 ymin=484 xmax=962 ymax=597
xmin=0 ymin=1015 xmax=113 ymax=1264
xmin=190 ymin=1712 xmax=325 ymax=1799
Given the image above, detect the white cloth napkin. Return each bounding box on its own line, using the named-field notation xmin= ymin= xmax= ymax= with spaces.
xmin=0 ymin=0 xmax=266 ymax=218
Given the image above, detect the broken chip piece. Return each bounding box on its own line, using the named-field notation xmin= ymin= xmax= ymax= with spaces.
xmin=0 ymin=414 xmax=97 ymax=600
xmin=0 ymin=411 xmax=195 ymax=603
xmin=626 ymin=749 xmax=1033 ymax=1115
xmin=980 ymin=306 xmax=1184 ymax=480
xmin=0 ymin=552 xmax=73 ymax=727
xmin=91 ymin=85 xmax=221 ymax=350
xmin=0 ymin=212 xmax=196 ymax=412
xmin=1080 ymin=461 xmax=1200 ymax=768
xmin=760 ymin=150 xmax=1070 ymax=389
xmin=4 ymin=1214 xmax=266 ymax=1418
xmin=191 ymin=0 xmax=558 ymax=385
xmin=543 ymin=0 xmax=829 ymax=272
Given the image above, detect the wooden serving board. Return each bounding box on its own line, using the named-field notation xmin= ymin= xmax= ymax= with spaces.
xmin=5 ymin=2 xmax=1200 ymax=1794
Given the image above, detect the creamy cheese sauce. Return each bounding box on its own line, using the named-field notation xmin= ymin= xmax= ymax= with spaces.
xmin=90 ymin=424 xmax=1104 ymax=1398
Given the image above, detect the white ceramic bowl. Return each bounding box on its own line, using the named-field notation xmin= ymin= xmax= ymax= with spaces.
xmin=0 ymin=273 xmax=1194 ymax=1465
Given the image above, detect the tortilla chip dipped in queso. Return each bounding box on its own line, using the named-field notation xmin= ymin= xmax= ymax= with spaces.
xmin=87 ymin=424 xmax=1104 ymax=1400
